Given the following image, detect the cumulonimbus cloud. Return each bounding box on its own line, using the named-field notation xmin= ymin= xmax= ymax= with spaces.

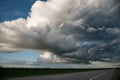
xmin=0 ymin=0 xmax=120 ymax=63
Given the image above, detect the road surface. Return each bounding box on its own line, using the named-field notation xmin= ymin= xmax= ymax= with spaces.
xmin=3 ymin=69 xmax=114 ymax=80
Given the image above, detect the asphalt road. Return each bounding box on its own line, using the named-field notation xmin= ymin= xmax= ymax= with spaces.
xmin=4 ymin=69 xmax=114 ymax=80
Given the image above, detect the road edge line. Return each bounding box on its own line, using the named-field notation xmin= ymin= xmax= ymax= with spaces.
xmin=89 ymin=70 xmax=110 ymax=80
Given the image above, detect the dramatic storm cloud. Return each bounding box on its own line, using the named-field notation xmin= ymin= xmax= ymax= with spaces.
xmin=0 ymin=0 xmax=120 ymax=63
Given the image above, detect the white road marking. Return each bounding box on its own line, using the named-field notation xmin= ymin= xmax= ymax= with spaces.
xmin=89 ymin=70 xmax=111 ymax=80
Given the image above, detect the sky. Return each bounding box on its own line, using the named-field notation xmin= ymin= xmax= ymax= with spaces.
xmin=0 ymin=0 xmax=120 ymax=68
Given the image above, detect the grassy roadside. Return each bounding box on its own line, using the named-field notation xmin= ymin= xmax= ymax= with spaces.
xmin=0 ymin=67 xmax=108 ymax=79
xmin=112 ymin=68 xmax=120 ymax=80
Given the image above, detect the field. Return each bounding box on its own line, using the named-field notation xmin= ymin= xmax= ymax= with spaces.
xmin=0 ymin=67 xmax=108 ymax=78
xmin=112 ymin=68 xmax=120 ymax=80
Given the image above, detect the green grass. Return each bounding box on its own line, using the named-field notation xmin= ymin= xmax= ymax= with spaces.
xmin=112 ymin=68 xmax=120 ymax=80
xmin=0 ymin=67 xmax=108 ymax=78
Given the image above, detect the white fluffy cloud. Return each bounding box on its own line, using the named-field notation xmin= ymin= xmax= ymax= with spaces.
xmin=0 ymin=0 xmax=120 ymax=63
